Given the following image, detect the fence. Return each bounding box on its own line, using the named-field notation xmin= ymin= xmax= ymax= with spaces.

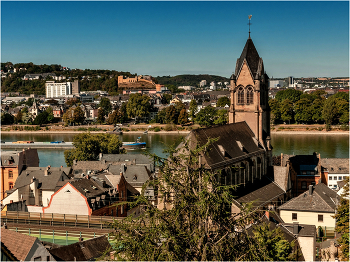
xmin=6 ymin=225 xmax=111 ymax=246
xmin=1 ymin=211 xmax=123 ymax=229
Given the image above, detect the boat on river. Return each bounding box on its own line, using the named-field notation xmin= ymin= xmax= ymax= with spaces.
xmin=122 ymin=137 xmax=146 ymax=149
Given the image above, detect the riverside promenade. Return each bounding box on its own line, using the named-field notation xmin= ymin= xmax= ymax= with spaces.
xmin=1 ymin=141 xmax=74 ymax=149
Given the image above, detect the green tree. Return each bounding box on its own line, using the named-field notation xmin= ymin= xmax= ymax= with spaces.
xmin=126 ymin=93 xmax=151 ymax=120
xmin=217 ymin=96 xmax=230 ymax=107
xmin=99 ymin=97 xmax=112 ymax=116
xmin=322 ymin=98 xmax=338 ymax=125
xmin=120 ymin=102 xmax=128 ymax=123
xmin=1 ymin=112 xmax=14 ymax=125
xmin=21 ymin=107 xmax=29 ymax=114
xmin=25 ymin=98 xmax=34 ymax=107
xmin=294 ymin=98 xmax=312 ymax=123
xmin=97 ymin=107 xmax=105 ymax=124
xmin=33 ymin=111 xmax=49 ymax=126
xmin=162 ymin=94 xmax=172 ymax=104
xmin=280 ymin=99 xmax=294 ymax=124
xmin=177 ymin=108 xmax=188 ymax=126
xmin=73 ymin=106 xmax=86 ymax=125
xmin=64 ymin=133 xmax=125 ymax=166
xmin=275 ymin=89 xmax=303 ymax=103
xmin=156 ymin=108 xmax=167 ymax=124
xmin=15 ymin=110 xmax=23 ymax=124
xmin=189 ymin=99 xmax=198 ymax=123
xmin=310 ymin=98 xmax=324 ymax=123
xmin=165 ymin=105 xmax=177 ymax=124
xmin=108 ymin=139 xmax=294 ymax=261
xmin=333 ymin=177 xmax=349 ymax=260
xmin=46 ymin=106 xmax=54 ymax=123
xmin=336 ymin=98 xmax=349 ymax=124
xmin=195 ymin=106 xmax=217 ymax=127
xmin=106 ymin=108 xmax=121 ymax=125
xmin=269 ymin=99 xmax=281 ymax=123
xmin=214 ymin=109 xmax=228 ymax=125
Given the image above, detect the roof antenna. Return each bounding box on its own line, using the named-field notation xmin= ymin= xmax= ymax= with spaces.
xmin=248 ymin=15 xmax=252 ymax=39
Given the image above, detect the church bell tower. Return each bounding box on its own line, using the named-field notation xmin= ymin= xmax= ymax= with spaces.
xmin=229 ymin=30 xmax=272 ymax=153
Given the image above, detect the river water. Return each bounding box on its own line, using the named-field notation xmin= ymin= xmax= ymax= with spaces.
xmin=1 ymin=132 xmax=348 ymax=167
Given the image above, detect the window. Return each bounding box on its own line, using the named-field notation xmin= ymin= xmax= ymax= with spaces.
xmin=246 ymin=86 xmax=254 ymax=104
xmin=301 ymin=181 xmax=307 ymax=189
xmin=329 ymin=176 xmax=332 ymax=180
xmin=47 ymin=256 xmax=50 ymax=261
xmin=237 ymin=87 xmax=244 ymax=104
xmin=121 ymin=205 xmax=124 ymax=214
xmin=9 ymin=182 xmax=13 ymax=190
xmin=343 ymin=176 xmax=347 ymax=180
xmin=339 ymin=176 xmax=342 ymax=180
xmin=34 ymin=257 xmax=41 ymax=261
xmin=318 ymin=214 xmax=323 ymax=222
xmin=292 ymin=213 xmax=297 ymax=220
xmin=8 ymin=170 xmax=13 ymax=179
xmin=334 ymin=176 xmax=337 ymax=180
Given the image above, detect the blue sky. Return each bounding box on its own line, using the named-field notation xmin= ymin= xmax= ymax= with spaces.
xmin=1 ymin=1 xmax=349 ymax=78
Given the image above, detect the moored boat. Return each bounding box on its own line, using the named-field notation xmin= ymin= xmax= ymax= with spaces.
xmin=122 ymin=137 xmax=146 ymax=149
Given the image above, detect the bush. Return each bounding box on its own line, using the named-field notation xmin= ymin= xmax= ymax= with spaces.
xmin=154 ymin=127 xmax=160 ymax=132
xmin=45 ymin=126 xmax=49 ymax=130
xmin=164 ymin=124 xmax=174 ymax=131
xmin=78 ymin=127 xmax=87 ymax=131
xmin=278 ymin=127 xmax=285 ymax=130
xmin=318 ymin=127 xmax=323 ymax=131
xmin=325 ymin=124 xmax=332 ymax=131
xmin=306 ymin=127 xmax=309 ymax=130
xmin=340 ymin=124 xmax=349 ymax=131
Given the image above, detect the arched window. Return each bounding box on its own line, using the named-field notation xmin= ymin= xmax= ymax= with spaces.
xmin=246 ymin=86 xmax=254 ymax=104
xmin=237 ymin=87 xmax=244 ymax=104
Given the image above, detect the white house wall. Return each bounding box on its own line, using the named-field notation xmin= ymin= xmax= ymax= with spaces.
xmin=298 ymin=236 xmax=316 ymax=261
xmin=2 ymin=189 xmax=20 ymax=206
xmin=43 ymin=183 xmax=91 ymax=216
xmin=42 ymin=190 xmax=55 ymax=207
xmin=279 ymin=210 xmax=335 ymax=229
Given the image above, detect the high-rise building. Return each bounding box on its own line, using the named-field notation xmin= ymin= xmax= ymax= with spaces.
xmin=46 ymin=81 xmax=75 ymax=98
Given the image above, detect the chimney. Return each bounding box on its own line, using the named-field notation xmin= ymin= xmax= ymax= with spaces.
xmin=3 ymin=223 xmax=7 ymax=229
xmin=73 ymin=159 xmax=77 ymax=165
xmin=293 ymin=222 xmax=299 ymax=235
xmin=45 ymin=170 xmax=48 ymax=176
xmin=265 ymin=210 xmax=270 ymax=221
xmin=120 ymin=172 xmax=123 ymax=176
xmin=99 ymin=153 xmax=103 ymax=161
xmin=10 ymin=200 xmax=13 ymax=204
xmin=309 ymin=185 xmax=313 ymax=195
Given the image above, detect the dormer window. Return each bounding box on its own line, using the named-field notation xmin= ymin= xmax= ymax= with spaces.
xmin=83 ymin=188 xmax=89 ymax=193
xmin=133 ymin=175 xmax=137 ymax=181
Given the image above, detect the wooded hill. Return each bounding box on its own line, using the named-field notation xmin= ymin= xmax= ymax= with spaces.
xmin=155 ymin=74 xmax=230 ymax=87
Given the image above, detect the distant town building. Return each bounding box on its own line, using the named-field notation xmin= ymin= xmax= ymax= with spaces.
xmin=199 ymin=80 xmax=207 ymax=87
xmin=269 ymin=79 xmax=284 ymax=88
xmin=45 ymin=80 xmax=79 ymax=98
xmin=23 ymin=73 xmax=56 ymax=80
xmin=178 ymin=86 xmax=194 ymax=91
xmin=288 ymin=76 xmax=294 ymax=87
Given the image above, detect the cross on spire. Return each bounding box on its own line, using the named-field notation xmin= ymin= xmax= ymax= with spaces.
xmin=248 ymin=15 xmax=252 ymax=38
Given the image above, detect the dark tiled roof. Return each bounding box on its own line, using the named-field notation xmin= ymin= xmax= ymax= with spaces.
xmin=235 ymin=176 xmax=285 ymax=210
xmin=72 ymin=161 xmax=109 ymax=173
xmin=70 ymin=178 xmax=107 ymax=198
xmin=278 ymin=183 xmax=339 ymax=213
xmin=16 ymin=167 xmax=70 ymax=190
xmin=101 ymin=153 xmax=152 ymax=164
xmin=49 ymin=235 xmax=111 ymax=261
xmin=1 ymin=151 xmax=20 ymax=167
xmin=281 ymin=223 xmax=316 ymax=238
xmin=123 ymin=165 xmax=151 ymax=186
xmin=235 ymin=38 xmax=262 ymax=77
xmin=187 ymin=122 xmax=265 ymax=170
xmin=1 ymin=228 xmax=37 ymax=261
xmin=320 ymin=158 xmax=349 ymax=174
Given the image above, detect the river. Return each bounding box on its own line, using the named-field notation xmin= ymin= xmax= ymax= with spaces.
xmin=1 ymin=132 xmax=348 ymax=167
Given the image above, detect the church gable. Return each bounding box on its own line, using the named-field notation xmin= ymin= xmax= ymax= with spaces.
xmin=236 ymin=60 xmax=255 ymax=87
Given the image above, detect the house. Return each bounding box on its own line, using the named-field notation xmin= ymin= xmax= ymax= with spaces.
xmin=278 ymin=183 xmax=339 ymax=234
xmin=1 ymin=149 xmax=39 ymax=201
xmin=43 ymin=174 xmax=128 ymax=217
xmin=2 ymin=166 xmax=71 ymax=210
xmin=49 ymin=235 xmax=111 ymax=261
xmin=320 ymin=158 xmax=349 ymax=190
xmin=1 ymin=227 xmax=56 ymax=261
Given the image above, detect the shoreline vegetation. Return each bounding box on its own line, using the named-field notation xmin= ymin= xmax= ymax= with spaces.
xmin=1 ymin=124 xmax=349 ymax=135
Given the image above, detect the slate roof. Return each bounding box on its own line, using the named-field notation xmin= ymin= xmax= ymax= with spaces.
xmin=235 ymin=38 xmax=262 ymax=78
xmin=185 ymin=122 xmax=265 ymax=170
xmin=273 ymin=166 xmax=290 ymax=191
xmin=320 ymin=158 xmax=349 ymax=174
xmin=278 ymin=183 xmax=339 ymax=213
xmin=49 ymin=235 xmax=111 ymax=261
xmin=70 ymin=178 xmax=107 ymax=198
xmin=16 ymin=167 xmax=70 ymax=190
xmin=123 ymin=165 xmax=151 ymax=187
xmin=1 ymin=228 xmax=37 ymax=261
xmin=234 ymin=175 xmax=285 ymax=210
xmin=1 ymin=151 xmax=20 ymax=167
xmin=72 ymin=161 xmax=109 ymax=174
xmin=281 ymin=223 xmax=316 ymax=238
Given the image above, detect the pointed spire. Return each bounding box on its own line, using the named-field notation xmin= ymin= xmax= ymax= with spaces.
xmin=248 ymin=15 xmax=252 ymax=39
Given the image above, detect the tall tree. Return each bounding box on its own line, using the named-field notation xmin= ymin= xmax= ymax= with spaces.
xmin=106 ymin=108 xmax=121 ymax=125
xmin=280 ymin=99 xmax=294 ymax=124
xmin=294 ymin=98 xmax=312 ymax=123
xmin=99 ymin=97 xmax=112 ymax=116
xmin=269 ymin=99 xmax=281 ymax=123
xmin=177 ymin=108 xmax=188 ymax=126
xmin=196 ymin=106 xmax=217 ymax=127
xmin=126 ymin=93 xmax=151 ymax=120
xmin=214 ymin=109 xmax=228 ymax=125
xmin=64 ymin=133 xmax=125 ymax=166
xmin=310 ymin=98 xmax=324 ymax=123
xmin=97 ymin=107 xmax=105 ymax=124
xmin=333 ymin=177 xmax=349 ymax=260
xmin=217 ymin=96 xmax=230 ymax=107
xmin=322 ymin=98 xmax=338 ymax=125
xmin=189 ymin=99 xmax=198 ymax=122
xmin=165 ymin=105 xmax=177 ymax=124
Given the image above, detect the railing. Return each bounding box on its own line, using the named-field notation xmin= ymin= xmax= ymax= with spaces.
xmin=5 ymin=225 xmax=112 ymax=246
xmin=1 ymin=211 xmax=123 ymax=229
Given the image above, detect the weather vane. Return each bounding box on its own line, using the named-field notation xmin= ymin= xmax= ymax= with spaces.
xmin=248 ymin=15 xmax=252 ymax=38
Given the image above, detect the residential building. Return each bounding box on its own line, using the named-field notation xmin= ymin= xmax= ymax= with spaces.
xmin=45 ymin=81 xmax=73 ymax=98
xmin=320 ymin=158 xmax=349 ymax=190
xmin=1 ymin=227 xmax=56 ymax=261
xmin=23 ymin=73 xmax=56 ymax=80
xmin=199 ymin=80 xmax=207 ymax=87
xmin=1 ymin=149 xmax=39 ymax=201
xmin=278 ymin=183 xmax=339 ymax=233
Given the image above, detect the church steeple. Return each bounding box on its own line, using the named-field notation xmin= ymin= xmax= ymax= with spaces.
xmin=235 ymin=38 xmax=262 ymax=79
